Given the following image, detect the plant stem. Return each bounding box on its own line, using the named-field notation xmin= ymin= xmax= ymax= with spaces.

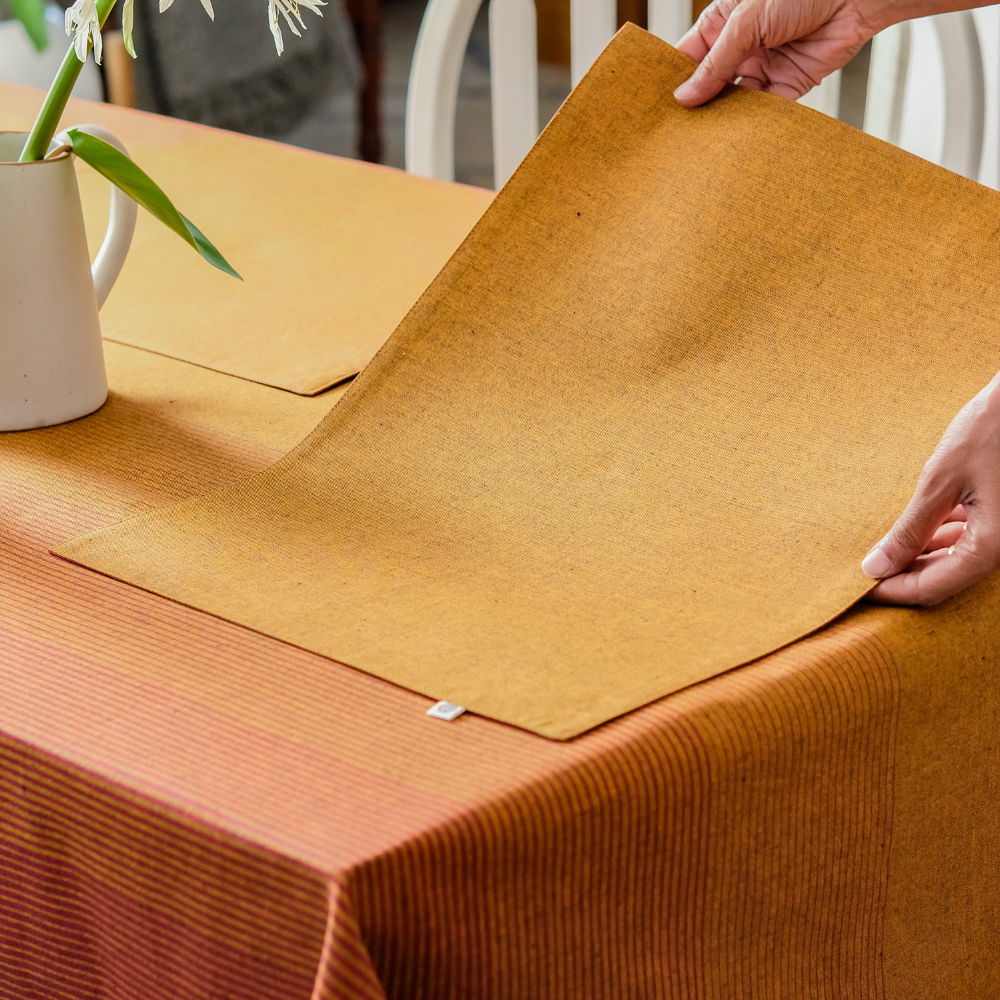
xmin=19 ymin=0 xmax=118 ymax=162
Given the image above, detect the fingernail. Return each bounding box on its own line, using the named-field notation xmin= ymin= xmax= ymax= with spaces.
xmin=674 ymin=80 xmax=695 ymax=103
xmin=861 ymin=546 xmax=893 ymax=578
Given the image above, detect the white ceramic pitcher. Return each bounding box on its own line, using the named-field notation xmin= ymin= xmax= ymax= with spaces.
xmin=0 ymin=125 xmax=136 ymax=431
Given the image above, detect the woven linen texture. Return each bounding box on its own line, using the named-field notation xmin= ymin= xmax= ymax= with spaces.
xmin=57 ymin=26 xmax=1000 ymax=738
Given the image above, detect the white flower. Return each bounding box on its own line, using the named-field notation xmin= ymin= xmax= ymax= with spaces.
xmin=122 ymin=0 xmax=136 ymax=57
xmin=64 ymin=0 xmax=102 ymax=65
xmin=267 ymin=0 xmax=325 ymax=56
xmin=159 ymin=0 xmax=215 ymax=20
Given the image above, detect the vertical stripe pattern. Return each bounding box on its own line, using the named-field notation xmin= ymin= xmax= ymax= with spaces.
xmin=0 ymin=343 xmax=900 ymax=998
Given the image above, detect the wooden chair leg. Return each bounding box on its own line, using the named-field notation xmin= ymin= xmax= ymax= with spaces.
xmin=344 ymin=0 xmax=383 ymax=163
xmin=102 ymin=31 xmax=137 ymax=108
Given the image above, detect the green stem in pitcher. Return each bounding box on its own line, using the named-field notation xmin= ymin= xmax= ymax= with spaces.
xmin=19 ymin=0 xmax=118 ymax=162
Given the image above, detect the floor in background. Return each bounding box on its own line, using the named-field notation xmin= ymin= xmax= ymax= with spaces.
xmin=283 ymin=0 xmax=572 ymax=190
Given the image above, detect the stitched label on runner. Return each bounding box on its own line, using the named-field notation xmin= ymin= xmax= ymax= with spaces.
xmin=427 ymin=701 xmax=466 ymax=721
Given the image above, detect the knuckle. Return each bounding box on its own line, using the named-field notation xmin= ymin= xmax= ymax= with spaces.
xmin=697 ymin=0 xmax=723 ymax=24
xmin=726 ymin=3 xmax=746 ymax=24
xmin=727 ymin=3 xmax=756 ymax=37
xmin=701 ymin=53 xmax=733 ymax=84
xmin=889 ymin=518 xmax=924 ymax=554
xmin=915 ymin=462 xmax=950 ymax=500
xmin=916 ymin=459 xmax=938 ymax=490
xmin=919 ymin=445 xmax=967 ymax=494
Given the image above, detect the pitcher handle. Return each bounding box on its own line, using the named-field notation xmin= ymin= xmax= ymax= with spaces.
xmin=57 ymin=124 xmax=138 ymax=310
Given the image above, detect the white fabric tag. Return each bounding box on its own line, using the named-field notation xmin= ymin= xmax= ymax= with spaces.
xmin=426 ymin=701 xmax=466 ymax=721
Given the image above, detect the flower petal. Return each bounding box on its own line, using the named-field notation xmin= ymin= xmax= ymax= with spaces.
xmin=159 ymin=0 xmax=174 ymax=12
xmin=268 ymin=0 xmax=284 ymax=55
xmin=199 ymin=0 xmax=215 ymax=20
xmin=65 ymin=0 xmax=101 ymax=63
xmin=122 ymin=0 xmax=136 ymax=57
xmin=277 ymin=0 xmax=301 ymax=35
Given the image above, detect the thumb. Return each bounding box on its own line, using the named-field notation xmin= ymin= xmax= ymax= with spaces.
xmin=861 ymin=484 xmax=957 ymax=580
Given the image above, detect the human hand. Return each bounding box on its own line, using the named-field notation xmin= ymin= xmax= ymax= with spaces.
xmin=861 ymin=374 xmax=1000 ymax=605
xmin=673 ymin=0 xmax=879 ymax=106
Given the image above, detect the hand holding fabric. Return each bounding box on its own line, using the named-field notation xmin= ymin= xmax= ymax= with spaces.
xmin=671 ymin=0 xmax=1000 ymax=605
xmin=862 ymin=373 xmax=1000 ymax=605
xmin=671 ymin=0 xmax=983 ymax=107
xmin=673 ymin=0 xmax=877 ymax=105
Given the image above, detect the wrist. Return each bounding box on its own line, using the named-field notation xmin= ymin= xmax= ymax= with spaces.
xmin=862 ymin=0 xmax=979 ymax=34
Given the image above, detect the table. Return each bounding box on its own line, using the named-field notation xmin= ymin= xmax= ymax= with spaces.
xmin=2 ymin=90 xmax=1000 ymax=999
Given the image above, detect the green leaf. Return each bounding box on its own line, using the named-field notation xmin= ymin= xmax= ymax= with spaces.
xmin=9 ymin=0 xmax=49 ymax=53
xmin=64 ymin=127 xmax=242 ymax=280
xmin=179 ymin=214 xmax=240 ymax=278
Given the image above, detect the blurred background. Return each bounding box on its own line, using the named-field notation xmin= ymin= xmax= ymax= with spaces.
xmin=1 ymin=0 xmax=998 ymax=190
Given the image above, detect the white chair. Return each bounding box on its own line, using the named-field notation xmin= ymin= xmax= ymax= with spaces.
xmin=406 ymin=0 xmax=987 ymax=190
xmin=406 ymin=0 xmax=692 ymax=190
xmin=863 ymin=11 xmax=985 ymax=180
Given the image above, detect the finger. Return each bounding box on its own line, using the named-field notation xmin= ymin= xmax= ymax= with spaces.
xmin=676 ymin=0 xmax=735 ymax=62
xmin=866 ymin=536 xmax=992 ymax=606
xmin=861 ymin=469 xmax=961 ymax=580
xmin=676 ymin=17 xmax=714 ymax=61
xmin=945 ymin=504 xmax=968 ymax=522
xmin=924 ymin=520 xmax=966 ymax=553
xmin=674 ymin=2 xmax=765 ymax=105
xmin=736 ymin=72 xmax=805 ymax=100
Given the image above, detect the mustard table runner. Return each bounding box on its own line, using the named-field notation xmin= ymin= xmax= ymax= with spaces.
xmin=1 ymin=84 xmax=493 ymax=395
xmin=57 ymin=26 xmax=1000 ymax=739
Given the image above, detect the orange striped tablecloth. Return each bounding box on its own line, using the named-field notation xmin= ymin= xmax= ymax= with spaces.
xmin=2 ymin=289 xmax=1000 ymax=994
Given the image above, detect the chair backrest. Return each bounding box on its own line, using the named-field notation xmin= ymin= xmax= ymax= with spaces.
xmin=406 ymin=0 xmax=692 ymax=189
xmin=864 ymin=11 xmax=985 ymax=180
xmin=406 ymin=1 xmax=987 ymax=189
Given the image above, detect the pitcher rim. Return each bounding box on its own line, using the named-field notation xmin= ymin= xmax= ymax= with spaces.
xmin=0 ymin=131 xmax=71 ymax=167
